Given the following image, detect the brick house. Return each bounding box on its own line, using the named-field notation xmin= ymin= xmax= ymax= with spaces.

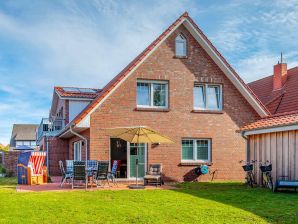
xmin=38 ymin=12 xmax=270 ymax=181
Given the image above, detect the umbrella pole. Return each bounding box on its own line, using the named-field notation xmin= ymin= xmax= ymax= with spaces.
xmin=136 ymin=145 xmax=138 ymax=186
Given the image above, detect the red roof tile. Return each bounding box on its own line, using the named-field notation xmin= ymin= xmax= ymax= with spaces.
xmin=55 ymin=86 xmax=101 ymax=99
xmin=241 ymin=111 xmax=298 ymax=131
xmin=70 ymin=12 xmax=269 ymax=126
xmin=249 ymin=66 xmax=298 ymax=114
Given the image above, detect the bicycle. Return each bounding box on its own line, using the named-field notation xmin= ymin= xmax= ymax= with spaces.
xmin=259 ymin=160 xmax=273 ymax=191
xmin=240 ymin=160 xmax=256 ymax=188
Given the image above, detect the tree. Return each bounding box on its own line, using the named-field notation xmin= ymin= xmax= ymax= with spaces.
xmin=0 ymin=144 xmax=9 ymax=152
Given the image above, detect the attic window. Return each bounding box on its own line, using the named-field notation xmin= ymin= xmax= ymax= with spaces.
xmin=175 ymin=34 xmax=187 ymax=57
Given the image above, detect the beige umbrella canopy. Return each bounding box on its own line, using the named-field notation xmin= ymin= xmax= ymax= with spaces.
xmin=105 ymin=126 xmax=174 ymax=144
xmin=105 ymin=126 xmax=174 ymax=189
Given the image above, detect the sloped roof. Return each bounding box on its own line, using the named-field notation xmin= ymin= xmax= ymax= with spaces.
xmin=10 ymin=124 xmax=38 ymax=146
xmin=241 ymin=111 xmax=298 ymax=131
xmin=66 ymin=12 xmax=268 ymax=129
xmin=248 ymin=66 xmax=298 ymax=114
xmin=55 ymin=86 xmax=101 ymax=99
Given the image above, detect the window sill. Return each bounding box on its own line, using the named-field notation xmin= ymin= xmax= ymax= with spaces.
xmin=180 ymin=162 xmax=212 ymax=166
xmin=191 ymin=110 xmax=223 ymax=114
xmin=135 ymin=107 xmax=170 ymax=112
xmin=174 ymin=56 xmax=188 ymax=59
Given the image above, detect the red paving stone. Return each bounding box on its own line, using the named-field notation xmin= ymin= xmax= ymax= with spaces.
xmin=16 ymin=176 xmax=176 ymax=192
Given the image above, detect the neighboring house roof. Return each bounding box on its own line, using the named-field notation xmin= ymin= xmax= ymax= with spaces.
xmin=60 ymin=12 xmax=268 ymax=131
xmin=248 ymin=67 xmax=298 ymax=114
xmin=55 ymin=86 xmax=101 ymax=99
xmin=241 ymin=111 xmax=298 ymax=135
xmin=10 ymin=124 xmax=38 ymax=146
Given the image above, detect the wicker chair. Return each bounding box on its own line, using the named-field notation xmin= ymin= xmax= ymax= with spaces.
xmin=144 ymin=164 xmax=163 ymax=186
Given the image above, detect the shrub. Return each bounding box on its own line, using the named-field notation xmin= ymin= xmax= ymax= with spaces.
xmin=0 ymin=165 xmax=6 ymax=174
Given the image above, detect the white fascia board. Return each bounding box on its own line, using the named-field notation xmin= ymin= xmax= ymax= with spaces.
xmin=243 ymin=124 xmax=298 ymax=136
xmin=76 ymin=18 xmax=186 ymax=128
xmin=183 ymin=20 xmax=268 ymax=118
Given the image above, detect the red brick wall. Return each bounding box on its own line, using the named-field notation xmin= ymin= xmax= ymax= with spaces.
xmin=87 ymin=24 xmax=260 ymax=182
xmin=47 ymin=137 xmax=69 ymax=176
xmin=3 ymin=151 xmax=21 ymax=176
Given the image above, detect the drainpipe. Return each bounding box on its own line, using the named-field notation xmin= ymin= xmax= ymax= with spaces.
xmin=46 ymin=134 xmax=49 ymax=176
xmin=241 ymin=131 xmax=249 ymax=162
xmin=69 ymin=125 xmax=88 ymax=189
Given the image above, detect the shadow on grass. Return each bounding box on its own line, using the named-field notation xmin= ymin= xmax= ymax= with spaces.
xmin=172 ymin=182 xmax=298 ymax=223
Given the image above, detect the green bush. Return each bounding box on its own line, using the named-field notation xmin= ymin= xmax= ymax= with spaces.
xmin=0 ymin=165 xmax=6 ymax=174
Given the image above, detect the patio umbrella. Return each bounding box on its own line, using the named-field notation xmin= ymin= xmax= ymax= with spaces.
xmin=106 ymin=126 xmax=174 ymax=189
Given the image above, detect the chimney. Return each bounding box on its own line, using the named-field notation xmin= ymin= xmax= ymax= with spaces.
xmin=273 ymin=53 xmax=287 ymax=90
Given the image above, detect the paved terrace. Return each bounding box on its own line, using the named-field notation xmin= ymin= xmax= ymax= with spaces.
xmin=16 ymin=176 xmax=177 ymax=192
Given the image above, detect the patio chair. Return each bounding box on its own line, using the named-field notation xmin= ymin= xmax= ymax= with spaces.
xmin=144 ymin=164 xmax=163 ymax=186
xmin=87 ymin=160 xmax=98 ymax=177
xmin=107 ymin=160 xmax=118 ymax=186
xmin=71 ymin=161 xmax=87 ymax=189
xmin=59 ymin=160 xmax=72 ymax=187
xmin=93 ymin=161 xmax=109 ymax=187
xmin=66 ymin=160 xmax=74 ymax=174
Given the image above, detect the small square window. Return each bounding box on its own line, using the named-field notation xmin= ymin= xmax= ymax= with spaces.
xmin=181 ymin=139 xmax=211 ymax=162
xmin=194 ymin=84 xmax=222 ymax=111
xmin=137 ymin=80 xmax=168 ymax=109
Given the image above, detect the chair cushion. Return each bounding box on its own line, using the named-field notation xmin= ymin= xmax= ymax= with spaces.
xmin=148 ymin=166 xmax=160 ymax=175
xmin=144 ymin=175 xmax=160 ymax=180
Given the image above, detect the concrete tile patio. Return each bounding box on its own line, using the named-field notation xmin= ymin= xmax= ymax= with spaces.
xmin=16 ymin=176 xmax=176 ymax=192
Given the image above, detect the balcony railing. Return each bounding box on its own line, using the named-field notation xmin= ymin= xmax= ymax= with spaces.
xmin=37 ymin=118 xmax=65 ymax=144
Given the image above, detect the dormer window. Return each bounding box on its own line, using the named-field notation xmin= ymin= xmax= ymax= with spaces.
xmin=175 ymin=34 xmax=187 ymax=57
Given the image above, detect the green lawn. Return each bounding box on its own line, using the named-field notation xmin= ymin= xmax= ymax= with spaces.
xmin=0 ymin=178 xmax=297 ymax=223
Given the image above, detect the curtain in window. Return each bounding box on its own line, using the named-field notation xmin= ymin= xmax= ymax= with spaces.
xmin=153 ymin=83 xmax=166 ymax=106
xmin=182 ymin=140 xmax=194 ymax=160
xmin=207 ymin=86 xmax=220 ymax=110
xmin=137 ymin=83 xmax=150 ymax=106
xmin=194 ymin=86 xmax=205 ymax=109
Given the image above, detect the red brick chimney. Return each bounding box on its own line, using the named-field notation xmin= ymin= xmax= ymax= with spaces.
xmin=273 ymin=54 xmax=287 ymax=90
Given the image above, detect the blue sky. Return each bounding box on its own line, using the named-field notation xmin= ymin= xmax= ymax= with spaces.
xmin=1 ymin=0 xmax=298 ymax=144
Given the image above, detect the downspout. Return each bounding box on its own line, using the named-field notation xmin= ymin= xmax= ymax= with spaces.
xmin=241 ymin=131 xmax=249 ymax=162
xmin=69 ymin=125 xmax=88 ymax=189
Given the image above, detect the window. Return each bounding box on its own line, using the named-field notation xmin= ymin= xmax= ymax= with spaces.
xmin=175 ymin=34 xmax=187 ymax=57
xmin=194 ymin=84 xmax=222 ymax=110
xmin=181 ymin=139 xmax=211 ymax=162
xmin=23 ymin=141 xmax=30 ymax=146
xmin=16 ymin=141 xmax=23 ymax=146
xmin=137 ymin=80 xmax=168 ymax=108
xmin=74 ymin=141 xmax=82 ymax=161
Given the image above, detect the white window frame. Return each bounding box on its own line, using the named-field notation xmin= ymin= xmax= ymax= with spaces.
xmin=136 ymin=80 xmax=169 ymax=109
xmin=194 ymin=84 xmax=222 ymax=111
xmin=74 ymin=141 xmax=82 ymax=161
xmin=181 ymin=138 xmax=211 ymax=163
xmin=175 ymin=34 xmax=187 ymax=57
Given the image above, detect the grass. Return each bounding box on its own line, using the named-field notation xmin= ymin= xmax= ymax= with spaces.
xmin=0 ymin=178 xmax=297 ymax=223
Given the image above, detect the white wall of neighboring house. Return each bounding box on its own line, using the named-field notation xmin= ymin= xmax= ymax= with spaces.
xmin=69 ymin=100 xmax=91 ymax=122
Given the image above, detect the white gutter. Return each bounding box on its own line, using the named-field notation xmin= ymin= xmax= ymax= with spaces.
xmin=69 ymin=125 xmax=88 ymax=190
xmin=242 ymin=124 xmax=298 ymax=136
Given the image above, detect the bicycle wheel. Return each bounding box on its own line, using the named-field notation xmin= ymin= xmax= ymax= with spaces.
xmin=267 ymin=173 xmax=273 ymax=190
xmin=248 ymin=172 xmax=253 ymax=188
